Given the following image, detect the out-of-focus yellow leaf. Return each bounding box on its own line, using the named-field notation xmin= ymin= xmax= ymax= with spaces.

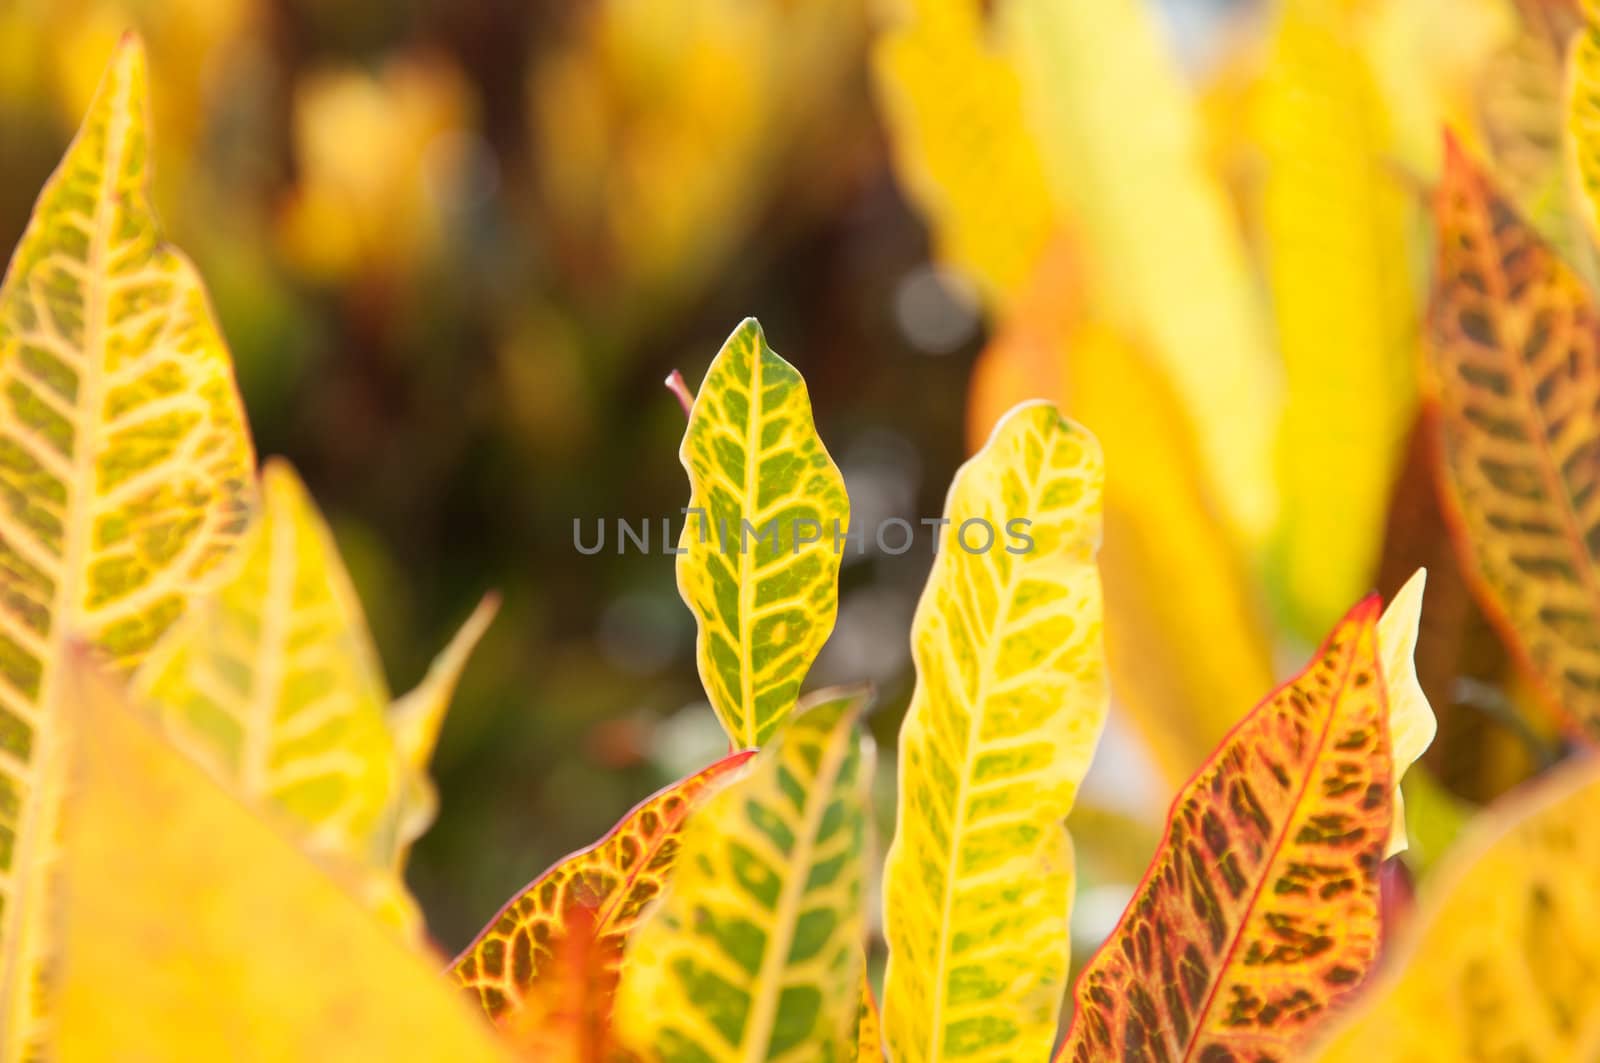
xmin=1002 ymin=0 xmax=1280 ymax=544
xmin=676 ymin=318 xmax=849 ymax=749
xmin=1316 ymin=757 xmax=1600 ymax=1060
xmin=1365 ymin=0 xmax=1515 ymax=177
xmin=615 ymin=687 xmax=870 ymax=1062
xmin=55 ymin=661 xmax=512 ymax=1062
xmin=535 ymin=0 xmax=864 ymax=307
xmin=968 ymin=263 xmax=1276 ymax=792
xmin=1254 ymin=0 xmax=1422 ymax=635
xmin=133 ymin=463 xmax=494 ymax=933
xmin=1568 ymin=0 xmax=1600 ymax=250
xmin=387 ymin=592 xmax=499 ymax=862
xmin=1378 ymin=568 xmax=1437 ymax=856
xmin=882 ymin=403 xmax=1107 ymax=1063
xmin=0 ymin=37 xmax=256 ymax=1053
xmin=277 ymin=54 xmax=474 ymax=284
xmin=871 ymin=0 xmax=1055 ymax=306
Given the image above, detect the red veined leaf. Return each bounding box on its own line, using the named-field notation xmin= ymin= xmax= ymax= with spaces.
xmin=1058 ymin=597 xmax=1394 ymax=1062
xmin=1427 ymin=134 xmax=1600 ymax=740
xmin=451 ymin=751 xmax=755 ymax=1025
xmin=500 ymin=895 xmax=623 ymax=1062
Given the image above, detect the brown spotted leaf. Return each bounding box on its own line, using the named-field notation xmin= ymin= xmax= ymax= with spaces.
xmin=1427 ymin=135 xmax=1600 ymax=740
xmin=1058 ymin=597 xmax=1394 ymax=1062
xmin=451 ymin=750 xmax=754 ymax=1026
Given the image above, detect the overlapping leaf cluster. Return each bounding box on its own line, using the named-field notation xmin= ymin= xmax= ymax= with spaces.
xmin=17 ymin=3 xmax=1600 ymax=1059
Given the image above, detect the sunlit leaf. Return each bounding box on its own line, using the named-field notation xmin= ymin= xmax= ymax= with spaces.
xmin=1568 ymin=0 xmax=1600 ymax=253
xmin=0 ymin=36 xmax=254 ymax=1052
xmin=1059 ymin=597 xmax=1394 ymax=1063
xmin=133 ymin=462 xmax=401 ymax=868
xmin=1426 ymin=136 xmax=1600 ymax=739
xmin=881 ymin=403 xmax=1107 ymax=1063
xmin=54 ymin=658 xmax=512 ymax=1060
xmin=870 ymin=0 xmax=1055 ymax=306
xmin=387 ymin=592 xmax=499 ymax=862
xmin=497 ymin=896 xmax=627 ymax=1063
xmin=1316 ymin=757 xmax=1600 ymax=1060
xmin=452 ymin=750 xmax=755 ymax=1026
xmin=968 ymin=280 xmax=1276 ymax=793
xmin=1379 ymin=568 xmax=1437 ymax=856
xmin=676 ymin=318 xmax=849 ymax=749
xmin=615 ymin=686 xmax=871 ymax=1062
xmin=1001 ymin=0 xmax=1279 ymax=543
xmin=1254 ymin=0 xmax=1422 ymax=635
xmin=857 ymin=981 xmax=883 ymax=1061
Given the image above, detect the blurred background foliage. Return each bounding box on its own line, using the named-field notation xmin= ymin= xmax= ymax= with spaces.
xmin=0 ymin=0 xmax=1565 ymax=962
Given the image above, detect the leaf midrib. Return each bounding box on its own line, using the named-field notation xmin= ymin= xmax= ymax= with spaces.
xmin=1174 ymin=620 xmax=1365 ymax=1062
xmin=923 ymin=419 xmax=1054 ymax=1062
xmin=1 ymin=55 xmax=133 ymax=1049
xmin=740 ymin=716 xmax=856 ymax=1061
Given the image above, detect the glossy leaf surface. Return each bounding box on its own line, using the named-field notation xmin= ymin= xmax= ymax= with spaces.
xmin=676 ymin=318 xmax=849 ymax=749
xmin=1060 ymin=599 xmax=1394 ymax=1063
xmin=882 ymin=403 xmax=1107 ymax=1063
xmin=453 ymin=750 xmax=755 ymax=1025
xmin=0 ymin=37 xmax=254 ymax=1052
xmin=615 ymin=687 xmax=870 ymax=1062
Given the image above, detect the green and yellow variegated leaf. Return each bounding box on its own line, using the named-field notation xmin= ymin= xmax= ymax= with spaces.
xmin=1380 ymin=568 xmax=1437 ymax=856
xmin=1316 ymin=756 xmax=1600 ymax=1060
xmin=0 ymin=37 xmax=254 ymax=1052
xmin=1255 ymin=0 xmax=1422 ymax=636
xmin=882 ymin=402 xmax=1107 ymax=1063
xmin=615 ymin=686 xmax=871 ymax=1062
xmin=134 ymin=462 xmax=396 ymax=866
xmin=677 ymin=318 xmax=849 ymax=750
xmin=55 ymin=658 xmax=512 ymax=1061
xmin=452 ymin=749 xmax=755 ymax=1025
xmin=387 ymin=592 xmax=499 ymax=862
xmin=1001 ymin=0 xmax=1279 ymax=543
xmin=870 ymin=0 xmax=1056 ymax=306
xmin=1060 ymin=598 xmax=1393 ymax=1063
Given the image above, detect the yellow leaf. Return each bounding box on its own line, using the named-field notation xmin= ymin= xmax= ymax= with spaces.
xmin=1378 ymin=567 xmax=1437 ymax=857
xmin=881 ymin=403 xmax=1107 ymax=1063
xmin=676 ymin=318 xmax=849 ymax=749
xmin=0 ymin=36 xmax=255 ymax=1053
xmin=614 ymin=686 xmax=871 ymax=1062
xmin=54 ymin=660 xmax=512 ymax=1062
xmin=870 ymin=0 xmax=1055 ymax=306
xmin=1002 ymin=0 xmax=1280 ymax=544
xmin=1315 ymin=757 xmax=1600 ymax=1060
xmin=1254 ymin=0 xmax=1423 ymax=635
xmin=134 ymin=463 xmax=397 ymax=865
xmin=387 ymin=592 xmax=499 ymax=862
xmin=1568 ymin=1 xmax=1600 ymax=249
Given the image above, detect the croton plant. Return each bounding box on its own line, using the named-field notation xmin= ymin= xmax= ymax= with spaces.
xmin=3 ymin=18 xmax=1600 ymax=1063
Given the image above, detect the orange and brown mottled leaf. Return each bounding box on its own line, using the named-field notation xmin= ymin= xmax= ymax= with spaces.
xmin=451 ymin=751 xmax=754 ymax=1025
xmin=499 ymin=896 xmax=630 ymax=1063
xmin=1059 ymin=598 xmax=1394 ymax=1063
xmin=1426 ymin=135 xmax=1600 ymax=741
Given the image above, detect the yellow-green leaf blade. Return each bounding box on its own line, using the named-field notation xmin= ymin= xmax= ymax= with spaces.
xmin=1255 ymin=0 xmax=1423 ymax=635
xmin=1568 ymin=2 xmax=1600 ymax=250
xmin=387 ymin=592 xmax=499 ymax=863
xmin=882 ymin=402 xmax=1107 ymax=1063
xmin=0 ymin=36 xmax=254 ymax=1052
xmin=1002 ymin=0 xmax=1279 ymax=544
xmin=615 ymin=686 xmax=871 ymax=1062
xmin=870 ymin=0 xmax=1056 ymax=306
xmin=133 ymin=461 xmax=402 ymax=882
xmin=1315 ymin=757 xmax=1600 ymax=1060
xmin=677 ymin=318 xmax=849 ymax=749
xmin=55 ymin=659 xmax=512 ymax=1061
